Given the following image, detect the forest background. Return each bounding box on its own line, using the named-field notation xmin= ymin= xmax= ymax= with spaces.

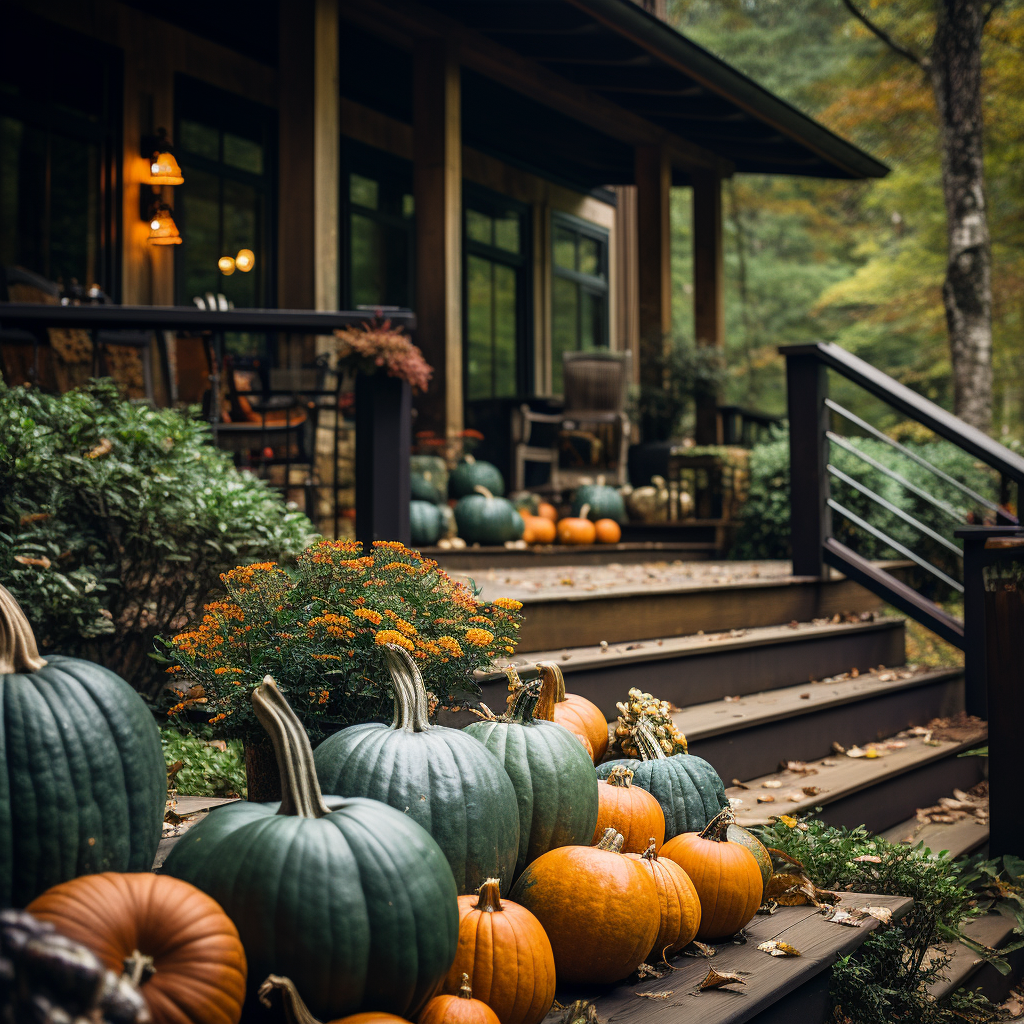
xmin=666 ymin=0 xmax=1024 ymax=439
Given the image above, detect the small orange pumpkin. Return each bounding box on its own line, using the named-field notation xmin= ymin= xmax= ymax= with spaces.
xmin=444 ymin=879 xmax=555 ymax=1024
xmin=556 ymin=504 xmax=597 ymax=545
xmin=660 ymin=809 xmax=763 ymax=940
xmin=259 ymin=976 xmax=407 ymax=1024
xmin=537 ymin=502 xmax=558 ymax=523
xmin=593 ymin=766 xmax=665 ymax=853
xmin=509 ymin=828 xmax=660 ymax=984
xmin=29 ymin=872 xmax=247 ymax=1024
xmin=627 ymin=841 xmax=702 ymax=958
xmin=420 ymin=975 xmax=500 ymax=1024
xmin=534 ymin=662 xmax=608 ymax=762
xmin=522 ymin=514 xmax=556 ymax=545
xmin=594 ymin=518 xmax=622 ymax=544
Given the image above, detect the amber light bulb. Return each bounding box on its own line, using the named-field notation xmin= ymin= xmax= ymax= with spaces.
xmin=235 ymin=249 xmax=255 ymax=273
xmin=218 ymin=256 xmax=237 ymax=275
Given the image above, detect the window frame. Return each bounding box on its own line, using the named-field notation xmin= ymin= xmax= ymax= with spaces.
xmin=550 ymin=209 xmax=610 ymax=352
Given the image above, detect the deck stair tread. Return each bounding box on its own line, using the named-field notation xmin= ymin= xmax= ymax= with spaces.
xmin=880 ymin=813 xmax=989 ymax=860
xmin=728 ymin=727 xmax=987 ymax=829
xmin=540 ymin=892 xmax=911 ymax=1024
xmin=928 ymin=913 xmax=1020 ymax=1000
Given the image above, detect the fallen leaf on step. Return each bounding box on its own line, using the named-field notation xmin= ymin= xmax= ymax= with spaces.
xmin=853 ymin=855 xmax=882 ymax=864
xmin=862 ymin=906 xmax=892 ymax=924
xmin=799 ymin=693 xmax=811 ymax=699
xmin=832 ymin=742 xmax=846 ymax=754
xmin=636 ymin=991 xmax=673 ymax=1000
xmin=757 ymin=901 xmax=778 ymax=915
xmin=757 ymin=941 xmax=800 ymax=957
xmin=850 ymin=667 xmax=859 ymax=677
xmin=779 ymin=760 xmax=817 ymax=774
xmin=698 ymin=967 xmax=746 ymax=991
xmin=757 ymin=795 xmax=776 ymax=804
xmin=827 ymin=909 xmax=863 ymax=927
xmin=784 ymin=790 xmax=806 ymax=802
xmin=683 ymin=942 xmax=717 ymax=959
xmin=731 ymin=779 xmax=750 ymax=789
xmin=846 ymin=746 xmax=866 ymax=758
xmin=634 ymin=963 xmax=666 ymax=980
xmin=802 ymin=786 xmax=822 ymax=796
xmin=763 ymin=780 xmax=783 ymax=789
xmin=863 ymin=746 xmax=884 ymax=758
xmin=728 ymin=797 xmax=744 ymax=808
xmin=724 ymin=695 xmax=741 ymax=702
xmin=883 ymin=741 xmax=907 ymax=749
xmin=822 ymin=759 xmax=839 ymax=766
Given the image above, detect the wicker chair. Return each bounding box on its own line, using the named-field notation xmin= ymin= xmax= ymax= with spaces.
xmin=513 ymin=350 xmax=632 ymax=492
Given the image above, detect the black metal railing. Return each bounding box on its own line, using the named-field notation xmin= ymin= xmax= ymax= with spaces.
xmin=0 ymin=303 xmax=415 ymax=545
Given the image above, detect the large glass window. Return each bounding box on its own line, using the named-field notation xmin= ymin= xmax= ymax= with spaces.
xmin=464 ymin=191 xmax=530 ymax=402
xmin=550 ymin=213 xmax=609 ymax=394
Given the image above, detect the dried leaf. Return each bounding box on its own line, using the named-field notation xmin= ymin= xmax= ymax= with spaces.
xmin=762 ymin=780 xmax=783 ymax=789
xmin=863 ymin=746 xmax=883 ymax=758
xmin=757 ymin=940 xmax=801 ymax=957
xmin=728 ymin=797 xmax=744 ymax=808
xmin=778 ymin=815 xmax=799 ymax=828
xmin=853 ymin=855 xmax=882 ymax=864
xmin=799 ymin=693 xmax=811 ymax=699
xmin=634 ymin=963 xmax=666 ymax=980
xmin=779 ymin=760 xmax=817 ymax=775
xmin=757 ymin=901 xmax=779 ymax=915
xmin=802 ymin=786 xmax=822 ymax=796
xmin=731 ymin=779 xmax=750 ymax=789
xmin=724 ymin=695 xmax=741 ymax=703
xmin=14 ymin=554 xmax=51 ymax=569
xmin=684 ymin=941 xmax=717 ymax=959
xmin=85 ymin=437 xmax=113 ymax=459
xmin=636 ymin=991 xmax=673 ymax=1000
xmin=699 ymin=967 xmax=746 ymax=991
xmin=784 ymin=790 xmax=806 ymax=802
xmin=821 ymin=759 xmax=839 ymax=766
xmin=757 ymin=794 xmax=776 ymax=804
xmin=828 ymin=909 xmax=863 ymax=928
xmin=862 ymin=906 xmax=893 ymax=924
xmin=832 ymin=741 xmax=846 ymax=754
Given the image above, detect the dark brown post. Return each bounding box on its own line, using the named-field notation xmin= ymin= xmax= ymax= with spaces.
xmin=692 ymin=169 xmax=724 ymax=445
xmin=786 ymin=350 xmax=830 ymax=578
xmin=635 ymin=145 xmax=672 ymax=391
xmin=957 ymin=528 xmax=989 ymax=719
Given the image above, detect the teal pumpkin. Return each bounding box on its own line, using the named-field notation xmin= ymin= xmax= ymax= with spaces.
xmin=455 ymin=487 xmax=523 ymax=545
xmin=412 ymin=475 xmax=444 ymax=504
xmin=162 ymin=677 xmax=459 ymax=1022
xmin=449 ymin=456 xmax=505 ymax=498
xmin=572 ymin=481 xmax=626 ymax=524
xmin=465 ymin=681 xmax=599 ymax=878
xmin=597 ymin=719 xmax=727 ymax=839
xmin=410 ymin=500 xmax=444 ymax=546
xmin=314 ymin=644 xmax=520 ymax=894
xmin=411 ymin=455 xmax=449 ymax=504
xmin=0 ymin=585 xmax=165 ymax=908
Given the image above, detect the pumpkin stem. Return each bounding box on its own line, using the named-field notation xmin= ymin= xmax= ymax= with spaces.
xmin=579 ymin=503 xmax=591 ymax=520
xmin=605 ymin=766 xmax=634 ymax=788
xmin=458 ymin=973 xmax=474 ymax=1000
xmin=474 ymin=877 xmax=503 ymax=913
xmin=0 ymin=584 xmax=47 ymax=674
xmin=258 ymin=975 xmax=323 ymax=1024
xmin=633 ymin=718 xmax=667 ymax=762
xmin=594 ymin=827 xmax=625 ymax=852
xmin=640 ymin=839 xmax=658 ymax=861
xmin=383 ymin=644 xmax=432 ymax=732
xmin=473 ymin=485 xmax=495 ymax=499
xmin=252 ymin=677 xmax=330 ymax=819
xmin=121 ymin=951 xmax=156 ymax=989
xmin=700 ymin=808 xmax=735 ymax=842
xmin=504 ymin=679 xmax=542 ymax=723
xmin=534 ymin=661 xmax=567 ymax=721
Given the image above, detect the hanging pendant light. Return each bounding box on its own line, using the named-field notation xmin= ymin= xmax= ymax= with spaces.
xmin=148 ymin=202 xmax=182 ymax=245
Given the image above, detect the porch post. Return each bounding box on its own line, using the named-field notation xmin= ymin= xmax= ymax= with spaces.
xmin=634 ymin=145 xmax=672 ymax=390
xmin=414 ymin=39 xmax=463 ymax=438
xmin=692 ymin=169 xmax=724 ymax=445
xmin=313 ymin=0 xmax=340 ymax=315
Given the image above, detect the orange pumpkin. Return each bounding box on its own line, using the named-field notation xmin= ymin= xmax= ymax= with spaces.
xmin=627 ymin=842 xmax=702 ymax=958
xmin=534 ymin=662 xmax=608 ymax=761
xmin=660 ymin=810 xmax=763 ymax=940
xmin=509 ymin=828 xmax=660 ymax=984
xmin=444 ymin=879 xmax=555 ymax=1024
xmin=593 ymin=766 xmax=665 ymax=853
xmin=28 ymin=872 xmax=247 ymax=1024
xmin=259 ymin=976 xmax=408 ymax=1024
xmin=522 ymin=514 xmax=556 ymax=545
xmin=556 ymin=504 xmax=596 ymax=545
xmin=537 ymin=502 xmax=558 ymax=523
xmin=420 ymin=975 xmax=500 ymax=1024
xmin=594 ymin=518 xmax=622 ymax=544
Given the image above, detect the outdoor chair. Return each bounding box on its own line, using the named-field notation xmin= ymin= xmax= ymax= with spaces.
xmin=513 ymin=350 xmax=632 ymax=492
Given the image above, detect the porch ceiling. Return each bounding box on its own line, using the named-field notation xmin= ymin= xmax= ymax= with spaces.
xmin=417 ymin=0 xmax=889 ymax=181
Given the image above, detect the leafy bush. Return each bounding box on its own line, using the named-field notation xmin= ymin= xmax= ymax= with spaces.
xmin=162 ymin=725 xmax=246 ymax=799
xmin=0 ymin=379 xmax=315 ymax=695
xmin=163 ymin=539 xmax=523 ymax=741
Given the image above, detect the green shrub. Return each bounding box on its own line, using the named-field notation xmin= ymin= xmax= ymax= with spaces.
xmin=161 ymin=725 xmax=246 ymax=799
xmin=0 ymin=379 xmax=316 ymax=695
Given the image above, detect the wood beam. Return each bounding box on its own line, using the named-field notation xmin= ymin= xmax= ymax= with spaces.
xmin=414 ymin=38 xmax=463 ymax=437
xmin=314 ymin=0 xmax=340 ymax=313
xmin=692 ymin=168 xmax=724 ymax=444
xmin=635 ymin=145 xmax=671 ymax=390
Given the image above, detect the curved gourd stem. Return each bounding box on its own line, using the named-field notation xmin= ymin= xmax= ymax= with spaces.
xmin=473 ymin=485 xmax=495 ymax=499
xmin=700 ymin=808 xmax=735 ymax=842
xmin=594 ymin=828 xmax=625 ymax=852
xmin=604 ymin=765 xmax=635 ymax=788
xmin=633 ymin=717 xmax=667 ymax=762
xmin=504 ymin=679 xmax=542 ymax=723
xmin=458 ymin=973 xmax=474 ymax=999
xmin=258 ymin=976 xmax=322 ymax=1024
xmin=252 ymin=677 xmax=330 ymax=819
xmin=534 ymin=661 xmax=566 ymax=721
xmin=382 ymin=644 xmax=427 ymax=732
xmin=474 ymin=877 xmax=503 ymax=913
xmin=0 ymin=584 xmax=46 ymax=674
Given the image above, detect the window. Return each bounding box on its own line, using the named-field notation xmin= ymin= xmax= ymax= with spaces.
xmin=550 ymin=213 xmax=609 ymax=394
xmin=464 ymin=190 xmax=530 ymax=402
xmin=342 ymin=144 xmax=414 ymax=309
xmin=174 ymin=76 xmax=275 ymax=317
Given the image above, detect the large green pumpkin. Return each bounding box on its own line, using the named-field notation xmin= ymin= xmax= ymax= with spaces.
xmin=410 ymin=500 xmax=444 ymax=547
xmin=465 ymin=680 xmax=599 ymax=878
xmin=597 ymin=719 xmax=727 ymax=839
xmin=572 ymin=480 xmax=626 ymax=524
xmin=163 ymin=677 xmax=459 ymax=1022
xmin=454 ymin=487 xmax=523 ymax=545
xmin=314 ymin=645 xmax=520 ymax=894
xmin=0 ymin=585 xmax=165 ymax=908
xmin=411 ymin=455 xmax=449 ymax=504
xmin=449 ymin=456 xmax=505 ymax=498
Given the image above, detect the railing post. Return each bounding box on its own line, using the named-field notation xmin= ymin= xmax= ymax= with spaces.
xmin=958 ymin=529 xmax=989 ymax=720
xmin=786 ymin=351 xmax=830 ymax=577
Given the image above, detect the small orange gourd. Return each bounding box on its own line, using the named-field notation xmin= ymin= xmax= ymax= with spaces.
xmin=537 ymin=502 xmax=558 ymax=523
xmin=444 ymin=879 xmax=555 ymax=1024
xmin=593 ymin=766 xmax=665 ymax=853
xmin=534 ymin=662 xmax=608 ymax=762
xmin=420 ymin=975 xmax=500 ymax=1024
xmin=259 ymin=976 xmax=407 ymax=1024
xmin=522 ymin=514 xmax=556 ymax=545
xmin=660 ymin=809 xmax=763 ymax=941
xmin=627 ymin=840 xmax=702 ymax=958
xmin=594 ymin=518 xmax=622 ymax=544
xmin=556 ymin=504 xmax=596 ymax=545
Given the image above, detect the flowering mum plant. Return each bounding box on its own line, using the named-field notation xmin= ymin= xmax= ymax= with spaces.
xmin=162 ymin=539 xmax=522 ymax=740
xmin=334 ymin=319 xmax=432 ymax=393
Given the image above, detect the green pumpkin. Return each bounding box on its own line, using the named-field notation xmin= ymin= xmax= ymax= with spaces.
xmin=410 ymin=455 xmax=449 ymax=504
xmin=411 ymin=475 xmax=444 ymax=504
xmin=0 ymin=585 xmax=165 ymax=908
xmin=597 ymin=719 xmax=728 ymax=839
xmin=511 ymin=492 xmax=540 ymax=515
xmin=163 ymin=677 xmax=459 ymax=1021
xmin=465 ymin=680 xmax=599 ymax=878
xmin=454 ymin=487 xmax=523 ymax=545
xmin=728 ymin=823 xmax=773 ymax=887
xmin=572 ymin=480 xmax=626 ymax=524
xmin=449 ymin=456 xmax=505 ymax=498
xmin=314 ymin=645 xmax=520 ymax=894
xmin=410 ymin=500 xmax=443 ymax=547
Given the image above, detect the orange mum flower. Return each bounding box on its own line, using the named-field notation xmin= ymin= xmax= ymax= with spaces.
xmin=465 ymin=628 xmax=494 ymax=647
xmin=353 ymin=608 xmax=383 ymax=625
xmin=374 ymin=629 xmax=414 ymax=651
xmin=493 ymin=598 xmax=523 ymax=611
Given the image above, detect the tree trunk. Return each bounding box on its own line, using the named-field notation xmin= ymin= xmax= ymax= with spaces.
xmin=930 ymin=0 xmax=993 ymax=432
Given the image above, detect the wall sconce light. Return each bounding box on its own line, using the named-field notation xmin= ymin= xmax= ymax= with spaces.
xmin=218 ymin=250 xmax=255 ymax=275
xmin=142 ymin=128 xmax=184 ymax=186
xmin=148 ymin=202 xmax=182 ymax=245
xmin=218 ymin=255 xmax=236 ymax=275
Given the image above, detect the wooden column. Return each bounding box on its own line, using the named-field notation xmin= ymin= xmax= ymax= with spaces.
xmin=635 ymin=146 xmax=671 ymax=390
xmin=692 ymin=169 xmax=724 ymax=444
xmin=314 ymin=0 xmax=340 ymax=314
xmin=414 ymin=38 xmax=462 ymax=437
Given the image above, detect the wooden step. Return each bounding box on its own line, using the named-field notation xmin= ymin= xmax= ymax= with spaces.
xmin=428 ymin=542 xmax=717 ymax=569
xmin=928 ymin=912 xmax=1024 ymax=1004
xmin=729 ymin=727 xmax=987 ymax=835
xmin=485 ymin=618 xmax=907 ymax=716
xmin=881 ymin=812 xmax=989 ymax=860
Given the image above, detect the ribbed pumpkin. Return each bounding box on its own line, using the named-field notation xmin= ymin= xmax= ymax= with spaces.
xmin=534 ymin=661 xmax=608 ymax=762
xmin=509 ymin=829 xmax=660 ymax=983
xmin=465 ymin=680 xmax=599 ymax=877
xmin=410 ymin=500 xmax=444 ymax=546
xmin=444 ymin=878 xmax=555 ymax=1024
xmin=556 ymin=507 xmax=596 ymax=545
xmin=450 ymin=456 xmax=505 ymax=498
xmin=594 ymin=518 xmax=622 ymax=544
xmin=259 ymin=976 xmax=409 ymax=1024
xmin=661 ymin=810 xmax=764 ymax=941
xmin=162 ymin=677 xmax=459 ymax=1022
xmin=314 ymin=645 xmax=520 ymax=894
xmin=592 ymin=767 xmax=665 ymax=853
xmin=572 ymin=480 xmax=626 ymax=524
xmin=598 ymin=719 xmax=728 ymax=839
xmin=626 ymin=842 xmax=701 ymax=958
xmin=521 ymin=515 xmax=556 ymax=545
xmin=0 ymin=585 xmax=165 ymax=908
xmin=728 ymin=823 xmax=773 ymax=888
xmin=536 ymin=502 xmax=558 ymax=523
xmin=28 ymin=872 xmax=247 ymax=1024
xmin=420 ymin=975 xmax=500 ymax=1024
xmin=455 ymin=487 xmax=524 ymax=545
